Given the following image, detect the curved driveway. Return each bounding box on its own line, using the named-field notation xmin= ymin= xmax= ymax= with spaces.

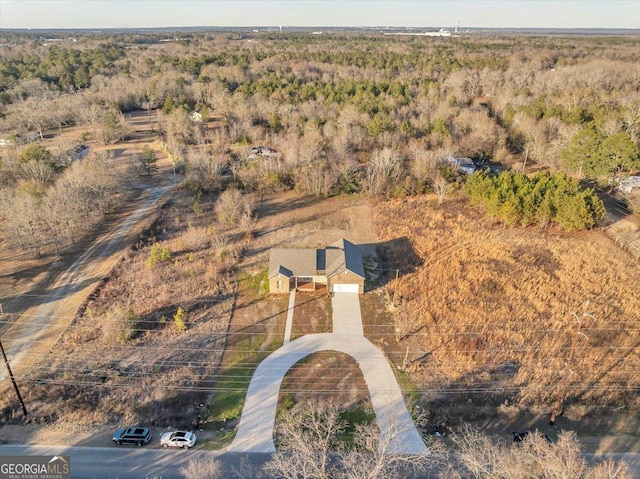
xmin=229 ymin=293 xmax=428 ymax=455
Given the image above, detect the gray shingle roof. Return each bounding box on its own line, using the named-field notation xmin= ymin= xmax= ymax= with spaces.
xmin=268 ymin=249 xmax=316 ymax=278
xmin=268 ymin=239 xmax=364 ymax=280
xmin=326 ymin=238 xmax=365 ymax=279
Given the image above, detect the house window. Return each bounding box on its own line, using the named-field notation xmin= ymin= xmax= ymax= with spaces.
xmin=277 ymin=280 xmax=281 ymax=289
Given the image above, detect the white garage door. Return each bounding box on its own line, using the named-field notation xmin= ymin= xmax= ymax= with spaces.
xmin=331 ymin=283 xmax=359 ymax=293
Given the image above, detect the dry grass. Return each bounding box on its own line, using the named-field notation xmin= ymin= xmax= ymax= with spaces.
xmin=278 ymin=352 xmax=371 ymax=413
xmin=290 ymin=290 xmax=332 ymax=339
xmin=375 ymin=194 xmax=640 ymax=416
xmin=1 ymin=190 xmax=245 ymax=427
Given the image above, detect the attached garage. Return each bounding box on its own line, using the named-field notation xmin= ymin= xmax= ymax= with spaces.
xmin=330 ymin=283 xmax=360 ymax=294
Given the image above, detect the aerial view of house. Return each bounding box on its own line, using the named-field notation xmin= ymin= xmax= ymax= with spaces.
xmin=268 ymin=238 xmax=365 ymax=294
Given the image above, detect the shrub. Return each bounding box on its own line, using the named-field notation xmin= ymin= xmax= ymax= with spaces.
xmin=147 ymin=242 xmax=172 ymax=269
xmin=104 ymin=305 xmax=136 ymax=343
xmin=173 ymin=307 xmax=187 ymax=331
xmin=179 ymin=458 xmax=223 ymax=479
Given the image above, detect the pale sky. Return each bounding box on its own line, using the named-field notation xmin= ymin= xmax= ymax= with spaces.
xmin=0 ymin=0 xmax=638 ymax=30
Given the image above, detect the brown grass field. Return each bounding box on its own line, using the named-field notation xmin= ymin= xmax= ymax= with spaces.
xmin=374 ymin=194 xmax=640 ymax=421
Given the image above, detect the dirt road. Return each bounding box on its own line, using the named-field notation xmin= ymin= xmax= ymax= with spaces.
xmin=0 ymin=181 xmax=174 ymax=392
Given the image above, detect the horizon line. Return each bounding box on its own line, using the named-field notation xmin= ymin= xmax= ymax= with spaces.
xmin=1 ymin=25 xmax=639 ymax=31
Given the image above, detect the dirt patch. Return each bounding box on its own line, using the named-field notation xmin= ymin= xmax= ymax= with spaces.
xmin=290 ymin=290 xmax=332 ymax=339
xmin=279 ymin=351 xmax=371 ymax=412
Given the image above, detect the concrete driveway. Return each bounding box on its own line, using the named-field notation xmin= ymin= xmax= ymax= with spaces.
xmin=228 ymin=293 xmax=428 ymax=455
xmin=331 ymin=292 xmax=364 ymax=336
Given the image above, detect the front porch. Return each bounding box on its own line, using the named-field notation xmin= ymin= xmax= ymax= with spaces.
xmin=293 ymin=276 xmax=326 ymax=292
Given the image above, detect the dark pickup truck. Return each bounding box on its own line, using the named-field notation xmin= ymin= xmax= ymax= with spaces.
xmin=112 ymin=427 xmax=152 ymax=446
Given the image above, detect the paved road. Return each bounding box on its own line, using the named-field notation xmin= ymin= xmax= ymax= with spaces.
xmin=584 ymin=453 xmax=640 ymax=474
xmin=0 ymin=444 xmax=270 ymax=479
xmin=2 ymin=445 xmax=636 ymax=479
xmin=229 ymin=292 xmax=427 ymax=455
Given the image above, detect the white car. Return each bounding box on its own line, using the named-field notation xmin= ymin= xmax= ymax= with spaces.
xmin=160 ymin=430 xmax=197 ymax=449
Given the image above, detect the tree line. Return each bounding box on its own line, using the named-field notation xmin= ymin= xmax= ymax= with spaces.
xmin=464 ymin=170 xmax=605 ymax=230
xmin=0 ymin=145 xmax=119 ymax=257
xmin=178 ymin=402 xmax=633 ymax=479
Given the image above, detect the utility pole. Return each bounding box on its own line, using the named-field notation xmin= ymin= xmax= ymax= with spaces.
xmin=393 ymin=269 xmax=399 ymax=306
xmin=0 ymin=304 xmax=28 ymax=417
xmin=550 ymin=302 xmax=592 ymax=426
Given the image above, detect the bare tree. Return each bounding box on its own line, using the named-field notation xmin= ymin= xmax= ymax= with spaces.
xmin=264 ymin=403 xmax=345 ymax=479
xmin=10 ymin=79 xmax=59 ymax=139
xmin=438 ymin=425 xmax=632 ymax=479
xmin=166 ymin=108 xmax=193 ymax=147
xmin=363 ymin=148 xmax=402 ymax=196
xmin=179 ymin=457 xmax=224 ymax=479
xmin=433 ymin=173 xmax=451 ymax=208
xmin=185 ymin=152 xmax=225 ymax=192
xmin=215 ymin=188 xmax=254 ymax=224
xmin=263 ymin=402 xmax=431 ymax=479
xmin=0 ymin=187 xmax=45 ymax=257
xmin=409 ymin=146 xmax=438 ymax=186
xmin=339 ymin=416 xmax=430 ymax=479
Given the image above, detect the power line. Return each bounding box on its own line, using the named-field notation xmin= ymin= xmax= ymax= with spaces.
xmin=1 ymin=316 xmax=639 ymax=340
xmin=3 ymin=335 xmax=638 ymax=354
xmin=16 ymin=377 xmax=640 ymax=395
xmin=2 ymin=314 xmax=640 ymax=332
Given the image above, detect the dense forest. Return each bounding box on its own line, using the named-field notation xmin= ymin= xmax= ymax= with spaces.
xmin=1 ymin=33 xmax=638 ymax=242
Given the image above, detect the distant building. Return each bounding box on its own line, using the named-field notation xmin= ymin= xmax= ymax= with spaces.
xmin=248 ymin=146 xmax=278 ymax=160
xmin=443 ymin=155 xmax=477 ymax=175
xmin=619 ymin=176 xmax=640 ymax=194
xmin=55 ymin=145 xmax=90 ymax=167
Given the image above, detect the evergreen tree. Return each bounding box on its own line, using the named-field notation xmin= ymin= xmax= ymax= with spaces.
xmin=599 ymin=132 xmax=640 ymax=178
xmin=140 ymin=145 xmax=158 ymax=176
xmin=464 ymin=170 xmax=604 ymax=231
xmin=561 ymin=124 xmax=601 ymax=178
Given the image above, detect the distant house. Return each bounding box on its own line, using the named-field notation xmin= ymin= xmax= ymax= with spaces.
xmin=443 ymin=155 xmax=477 ymax=175
xmin=268 ymin=239 xmax=365 ymax=294
xmin=248 ymin=145 xmax=278 ymax=160
xmin=56 ymin=145 xmax=90 ymax=167
xmin=1 ymin=132 xmax=39 ymax=147
xmin=619 ymin=176 xmax=640 ymax=194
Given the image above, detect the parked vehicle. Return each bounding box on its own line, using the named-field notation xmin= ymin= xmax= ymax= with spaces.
xmin=112 ymin=427 xmax=152 ymax=446
xmin=160 ymin=430 xmax=197 ymax=449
